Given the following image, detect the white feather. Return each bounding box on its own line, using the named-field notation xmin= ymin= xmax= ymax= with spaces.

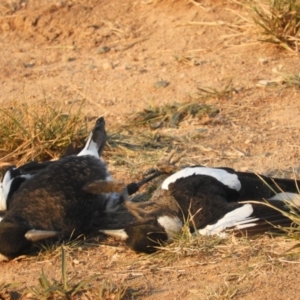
xmin=157 ymin=215 xmax=182 ymax=240
xmin=2 ymin=168 xmax=12 ymax=187
xmin=235 ymin=223 xmax=258 ymax=229
xmin=198 ymin=204 xmax=254 ymax=236
xmin=99 ymin=229 xmax=129 ymax=240
xmin=77 ymin=132 xmax=99 ymax=158
xmin=269 ymin=192 xmax=300 ymax=203
xmin=1 ymin=171 xmax=33 ymax=211
xmin=2 ymin=168 xmax=13 ymax=202
xmin=162 ymin=167 xmax=241 ymax=191
xmin=0 ymin=183 xmax=6 ymax=211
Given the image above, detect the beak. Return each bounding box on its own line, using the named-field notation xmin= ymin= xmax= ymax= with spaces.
xmin=83 ymin=180 xmax=126 ymax=194
xmin=99 ymin=229 xmax=128 ymax=240
xmin=25 ymin=230 xmax=61 ymax=242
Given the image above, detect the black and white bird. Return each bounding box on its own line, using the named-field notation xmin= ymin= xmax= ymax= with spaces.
xmin=0 ymin=117 xmax=129 ymax=261
xmin=101 ymin=166 xmax=300 ymax=253
xmin=0 ymin=117 xmax=112 ymax=213
xmin=0 ymin=116 xmax=163 ymax=260
xmin=0 ymin=131 xmax=159 ymax=217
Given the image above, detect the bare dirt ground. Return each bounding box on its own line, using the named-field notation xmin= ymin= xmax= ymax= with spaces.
xmin=1 ymin=0 xmax=300 ymax=299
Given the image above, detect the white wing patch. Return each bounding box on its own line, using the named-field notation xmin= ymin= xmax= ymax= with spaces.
xmin=197 ymin=204 xmax=256 ymax=236
xmin=162 ymin=167 xmax=241 ymax=191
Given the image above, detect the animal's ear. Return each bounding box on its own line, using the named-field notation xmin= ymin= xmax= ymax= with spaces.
xmin=99 ymin=229 xmax=128 ymax=240
xmin=83 ymin=180 xmax=126 ymax=194
xmin=124 ymin=201 xmax=162 ymax=221
xmin=25 ymin=230 xmax=61 ymax=242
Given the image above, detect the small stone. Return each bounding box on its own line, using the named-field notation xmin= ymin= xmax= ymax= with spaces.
xmin=97 ymin=46 xmax=110 ymax=54
xmin=102 ymin=62 xmax=112 ymax=70
xmin=258 ymin=58 xmax=268 ymax=65
xmin=1 ymin=22 xmax=10 ymax=31
xmin=256 ymin=80 xmax=276 ymax=87
xmin=73 ymin=259 xmax=80 ymax=265
xmin=23 ymin=62 xmax=35 ymax=68
xmin=154 ymin=80 xmax=170 ymax=89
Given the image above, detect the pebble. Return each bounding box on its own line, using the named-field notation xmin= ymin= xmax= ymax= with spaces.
xmin=154 ymin=80 xmax=170 ymax=88
xmin=97 ymin=46 xmax=110 ymax=54
xmin=258 ymin=58 xmax=268 ymax=65
xmin=102 ymin=61 xmax=112 ymax=70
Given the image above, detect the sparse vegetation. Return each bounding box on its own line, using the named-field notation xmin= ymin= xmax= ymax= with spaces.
xmin=248 ymin=0 xmax=300 ymax=52
xmin=129 ymin=102 xmax=219 ymax=128
xmin=191 ymin=80 xmax=237 ymax=100
xmin=156 ymin=222 xmax=225 ymax=258
xmin=0 ymin=100 xmax=88 ymax=167
xmin=281 ymin=71 xmax=300 ymax=88
xmin=2 ymin=0 xmax=300 ymax=298
xmin=27 ymin=246 xmax=99 ymax=299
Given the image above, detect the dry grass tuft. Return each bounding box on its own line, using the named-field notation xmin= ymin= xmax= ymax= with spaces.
xmin=248 ymin=0 xmax=300 ymax=52
xmin=156 ymin=230 xmax=225 ymax=259
xmin=281 ymin=71 xmax=300 ymax=88
xmin=129 ymin=102 xmax=219 ymax=129
xmin=26 ymin=247 xmax=100 ymax=300
xmin=0 ymin=100 xmax=88 ymax=168
xmin=191 ymin=80 xmax=237 ymax=100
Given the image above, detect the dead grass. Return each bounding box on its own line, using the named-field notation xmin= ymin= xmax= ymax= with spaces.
xmin=128 ymin=102 xmax=219 ymax=129
xmin=247 ymin=0 xmax=300 ymax=52
xmin=191 ymin=80 xmax=237 ymax=101
xmin=24 ymin=246 xmax=128 ymax=300
xmin=284 ymin=72 xmax=300 ymax=88
xmin=0 ymin=100 xmax=88 ymax=168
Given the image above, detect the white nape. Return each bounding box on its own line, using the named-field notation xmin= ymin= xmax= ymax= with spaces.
xmin=157 ymin=215 xmax=182 ymax=240
xmin=77 ymin=132 xmax=99 ymax=158
xmin=162 ymin=167 xmax=241 ymax=191
xmin=198 ymin=204 xmax=256 ymax=237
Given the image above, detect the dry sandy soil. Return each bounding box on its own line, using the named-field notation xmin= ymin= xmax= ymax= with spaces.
xmin=1 ymin=0 xmax=300 ymax=299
